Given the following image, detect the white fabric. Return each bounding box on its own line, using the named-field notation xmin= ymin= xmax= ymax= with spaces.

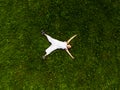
xmin=45 ymin=34 xmax=67 ymax=55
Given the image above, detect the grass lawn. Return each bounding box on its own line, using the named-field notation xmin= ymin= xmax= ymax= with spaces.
xmin=0 ymin=0 xmax=120 ymax=89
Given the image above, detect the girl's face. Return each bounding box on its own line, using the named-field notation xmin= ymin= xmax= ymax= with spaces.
xmin=67 ymin=44 xmax=71 ymax=49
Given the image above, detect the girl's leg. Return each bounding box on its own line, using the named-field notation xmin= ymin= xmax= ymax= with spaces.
xmin=44 ymin=34 xmax=55 ymax=44
xmin=42 ymin=31 xmax=60 ymax=44
xmin=42 ymin=54 xmax=47 ymax=59
xmin=42 ymin=45 xmax=57 ymax=59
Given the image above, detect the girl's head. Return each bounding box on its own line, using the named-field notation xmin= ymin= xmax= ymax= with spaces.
xmin=67 ymin=44 xmax=71 ymax=49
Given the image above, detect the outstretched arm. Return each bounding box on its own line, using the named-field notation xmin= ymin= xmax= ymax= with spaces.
xmin=65 ymin=49 xmax=74 ymax=59
xmin=67 ymin=34 xmax=77 ymax=44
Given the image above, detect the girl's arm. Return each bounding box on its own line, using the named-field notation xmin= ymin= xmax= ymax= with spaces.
xmin=67 ymin=34 xmax=77 ymax=44
xmin=65 ymin=49 xmax=74 ymax=59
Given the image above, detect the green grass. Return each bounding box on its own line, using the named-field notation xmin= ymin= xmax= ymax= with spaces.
xmin=0 ymin=0 xmax=120 ymax=89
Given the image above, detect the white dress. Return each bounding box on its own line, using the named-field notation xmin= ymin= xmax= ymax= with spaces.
xmin=45 ymin=34 xmax=67 ymax=55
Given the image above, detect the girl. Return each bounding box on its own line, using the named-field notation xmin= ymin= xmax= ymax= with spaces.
xmin=42 ymin=31 xmax=77 ymax=59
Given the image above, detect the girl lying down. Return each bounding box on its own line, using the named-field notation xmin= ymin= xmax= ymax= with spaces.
xmin=42 ymin=31 xmax=77 ymax=59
